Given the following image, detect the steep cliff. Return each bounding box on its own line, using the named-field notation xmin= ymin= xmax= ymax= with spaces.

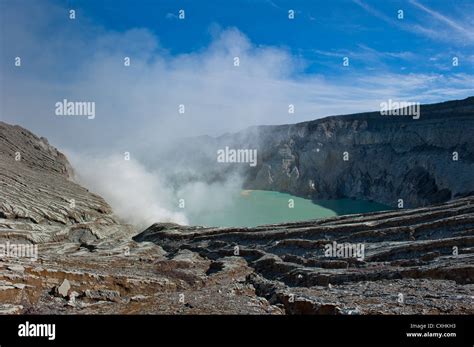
xmin=221 ymin=97 xmax=474 ymax=208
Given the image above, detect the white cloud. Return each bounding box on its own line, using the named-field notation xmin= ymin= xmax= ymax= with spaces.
xmin=409 ymin=0 xmax=474 ymax=42
xmin=353 ymin=0 xmax=474 ymax=45
xmin=1 ymin=0 xmax=472 ymax=155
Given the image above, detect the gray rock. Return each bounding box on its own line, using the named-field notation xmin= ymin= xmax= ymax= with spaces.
xmin=0 ymin=121 xmax=136 ymax=243
xmin=57 ymin=279 xmax=71 ymax=298
xmin=84 ymin=289 xmax=121 ymax=302
xmin=166 ymin=96 xmax=474 ymax=209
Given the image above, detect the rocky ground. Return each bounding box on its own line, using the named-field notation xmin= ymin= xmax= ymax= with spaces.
xmin=136 ymin=197 xmax=474 ymax=314
xmin=0 ymin=120 xmax=473 ymax=314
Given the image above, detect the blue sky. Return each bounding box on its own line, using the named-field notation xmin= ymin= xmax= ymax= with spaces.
xmin=71 ymin=0 xmax=474 ymax=75
xmin=1 ymin=0 xmax=473 ymax=152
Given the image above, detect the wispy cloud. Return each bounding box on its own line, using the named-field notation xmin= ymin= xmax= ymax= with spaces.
xmin=352 ymin=0 xmax=394 ymax=24
xmin=353 ymin=0 xmax=474 ymax=45
xmin=312 ymin=45 xmax=419 ymax=73
xmin=409 ymin=0 xmax=474 ymax=42
xmin=165 ymin=13 xmax=179 ymax=20
xmin=265 ymin=0 xmax=285 ymax=11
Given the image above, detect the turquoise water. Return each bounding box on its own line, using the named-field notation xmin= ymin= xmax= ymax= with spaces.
xmin=187 ymin=190 xmax=392 ymax=228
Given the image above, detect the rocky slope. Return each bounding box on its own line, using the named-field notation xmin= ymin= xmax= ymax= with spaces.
xmin=0 ymin=103 xmax=473 ymax=314
xmin=0 ymin=122 xmax=133 ymax=243
xmin=0 ymin=122 xmax=280 ymax=314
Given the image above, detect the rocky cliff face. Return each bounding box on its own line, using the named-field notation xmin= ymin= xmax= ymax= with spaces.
xmin=0 ymin=121 xmax=133 ymax=243
xmin=174 ymin=97 xmax=473 ymax=209
xmin=243 ymin=97 xmax=474 ymax=208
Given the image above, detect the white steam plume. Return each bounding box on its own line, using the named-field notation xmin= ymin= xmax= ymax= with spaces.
xmin=68 ymin=152 xmax=188 ymax=228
